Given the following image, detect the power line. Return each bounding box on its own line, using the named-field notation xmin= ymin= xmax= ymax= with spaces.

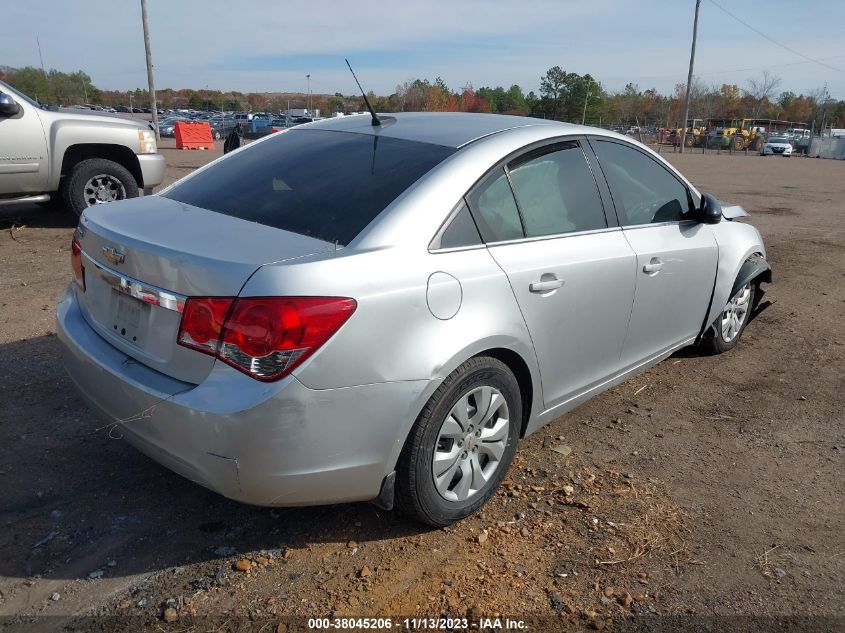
xmin=708 ymin=0 xmax=845 ymax=74
xmin=601 ymin=54 xmax=845 ymax=84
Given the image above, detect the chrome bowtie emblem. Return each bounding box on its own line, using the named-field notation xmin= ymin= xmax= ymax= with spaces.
xmin=102 ymin=246 xmax=126 ymax=265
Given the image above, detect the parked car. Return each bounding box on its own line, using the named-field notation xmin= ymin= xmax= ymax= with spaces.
xmin=209 ymin=119 xmax=239 ymax=140
xmin=158 ymin=116 xmax=195 ymax=136
xmin=0 ymin=81 xmax=165 ymax=215
xmin=760 ymin=136 xmax=793 ymax=157
xmin=57 ymin=113 xmax=771 ymax=525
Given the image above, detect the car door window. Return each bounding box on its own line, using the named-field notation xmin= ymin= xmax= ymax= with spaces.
xmin=591 ymin=140 xmax=691 ymax=226
xmin=466 ymin=168 xmax=524 ymax=242
xmin=508 ymin=142 xmax=607 ymax=237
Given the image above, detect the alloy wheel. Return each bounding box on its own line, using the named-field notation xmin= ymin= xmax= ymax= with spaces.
xmin=720 ymin=282 xmax=752 ymax=343
xmin=432 ymin=386 xmax=510 ymax=502
xmin=83 ymin=174 xmax=126 ymax=207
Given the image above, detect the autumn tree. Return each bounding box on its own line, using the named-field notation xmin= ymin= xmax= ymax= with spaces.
xmin=459 ymin=84 xmax=491 ymax=113
xmin=717 ymin=84 xmax=741 ymax=118
xmin=743 ymin=71 xmax=781 ymax=117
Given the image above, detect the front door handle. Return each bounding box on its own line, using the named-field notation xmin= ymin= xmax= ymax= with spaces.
xmin=529 ymin=277 xmax=564 ymax=293
xmin=642 ymin=258 xmax=664 ymax=274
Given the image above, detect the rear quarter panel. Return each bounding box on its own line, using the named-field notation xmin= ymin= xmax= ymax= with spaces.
xmin=240 ymin=244 xmax=544 ymax=466
xmin=242 ymin=245 xmax=539 ymax=388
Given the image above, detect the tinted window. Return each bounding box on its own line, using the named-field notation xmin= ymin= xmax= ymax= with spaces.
xmin=592 ymin=140 xmax=691 ymax=226
xmin=438 ymin=201 xmax=482 ymax=249
xmin=165 ymin=129 xmax=455 ymax=245
xmin=467 ymin=168 xmax=524 ymax=242
xmin=508 ymin=142 xmax=607 ymax=237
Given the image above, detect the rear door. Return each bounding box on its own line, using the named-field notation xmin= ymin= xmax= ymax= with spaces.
xmin=470 ymin=139 xmax=637 ymax=409
xmin=588 ymin=138 xmax=718 ymax=367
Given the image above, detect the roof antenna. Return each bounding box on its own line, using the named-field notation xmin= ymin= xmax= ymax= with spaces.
xmin=345 ymin=58 xmax=380 ymax=127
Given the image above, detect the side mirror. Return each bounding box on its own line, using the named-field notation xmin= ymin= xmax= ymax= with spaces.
xmin=0 ymin=92 xmax=21 ymax=117
xmin=696 ymin=192 xmax=722 ymax=224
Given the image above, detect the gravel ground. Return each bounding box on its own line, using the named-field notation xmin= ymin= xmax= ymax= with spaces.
xmin=0 ymin=141 xmax=843 ymax=632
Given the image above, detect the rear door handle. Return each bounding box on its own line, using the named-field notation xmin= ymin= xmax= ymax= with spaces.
xmin=642 ymin=258 xmax=664 ymax=274
xmin=529 ymin=277 xmax=564 ymax=293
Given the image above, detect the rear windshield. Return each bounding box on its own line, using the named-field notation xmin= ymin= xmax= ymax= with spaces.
xmin=164 ymin=129 xmax=455 ymax=245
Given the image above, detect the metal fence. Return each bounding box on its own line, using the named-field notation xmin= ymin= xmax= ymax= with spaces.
xmin=808 ymin=137 xmax=845 ymax=160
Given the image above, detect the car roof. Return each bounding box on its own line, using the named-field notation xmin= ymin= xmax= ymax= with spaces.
xmin=302 ymin=111 xmax=590 ymax=149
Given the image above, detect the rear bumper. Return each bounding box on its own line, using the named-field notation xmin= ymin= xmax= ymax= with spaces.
xmin=137 ymin=153 xmax=166 ymax=189
xmin=56 ymin=284 xmax=429 ymax=506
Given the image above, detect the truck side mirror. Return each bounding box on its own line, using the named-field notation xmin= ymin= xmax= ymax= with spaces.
xmin=0 ymin=92 xmax=21 ymax=117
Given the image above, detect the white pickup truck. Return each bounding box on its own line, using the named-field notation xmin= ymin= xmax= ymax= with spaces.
xmin=0 ymin=80 xmax=165 ymax=216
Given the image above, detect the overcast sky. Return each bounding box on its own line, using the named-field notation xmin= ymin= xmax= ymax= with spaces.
xmin=2 ymin=0 xmax=844 ymax=98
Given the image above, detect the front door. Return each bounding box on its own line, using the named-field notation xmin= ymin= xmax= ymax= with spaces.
xmin=588 ymin=138 xmax=718 ymax=367
xmin=620 ymin=222 xmax=717 ymax=364
xmin=0 ymin=89 xmax=49 ymax=194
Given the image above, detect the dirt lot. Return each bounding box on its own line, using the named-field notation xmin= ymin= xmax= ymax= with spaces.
xmin=0 ymin=140 xmax=843 ymax=632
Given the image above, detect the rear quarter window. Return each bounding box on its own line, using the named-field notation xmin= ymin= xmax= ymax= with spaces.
xmin=164 ymin=129 xmax=455 ymax=245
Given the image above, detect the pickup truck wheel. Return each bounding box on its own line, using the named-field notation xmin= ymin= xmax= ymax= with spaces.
xmin=63 ymin=158 xmax=139 ymax=216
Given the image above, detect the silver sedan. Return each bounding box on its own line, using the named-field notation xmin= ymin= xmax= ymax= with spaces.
xmin=57 ymin=113 xmax=771 ymax=525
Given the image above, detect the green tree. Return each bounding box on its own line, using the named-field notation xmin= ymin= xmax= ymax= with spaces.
xmin=187 ymin=92 xmax=204 ymax=109
xmin=6 ymin=66 xmax=53 ymax=103
xmin=504 ymin=84 xmax=527 ymax=114
xmin=525 ymin=91 xmax=540 ymax=117
xmin=329 ymin=92 xmax=345 ymax=113
xmin=6 ymin=67 xmax=101 ymax=105
xmin=539 ymin=65 xmax=572 ymax=119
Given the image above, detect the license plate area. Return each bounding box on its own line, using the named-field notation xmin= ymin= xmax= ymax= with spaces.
xmin=112 ymin=291 xmax=149 ymax=345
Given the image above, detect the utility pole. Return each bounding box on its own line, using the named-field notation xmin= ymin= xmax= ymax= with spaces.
xmin=141 ymin=0 xmax=160 ymax=139
xmin=679 ymin=0 xmax=701 ymax=153
xmin=581 ymin=78 xmax=592 ymax=125
xmin=306 ymin=74 xmax=311 ymax=113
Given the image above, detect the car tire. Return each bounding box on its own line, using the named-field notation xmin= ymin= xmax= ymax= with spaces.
xmin=700 ymin=281 xmax=756 ymax=354
xmin=62 ymin=158 xmax=139 ymax=217
xmin=395 ymin=356 xmax=522 ymax=526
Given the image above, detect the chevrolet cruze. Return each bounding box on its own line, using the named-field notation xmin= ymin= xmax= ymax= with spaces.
xmin=57 ymin=113 xmax=771 ymax=525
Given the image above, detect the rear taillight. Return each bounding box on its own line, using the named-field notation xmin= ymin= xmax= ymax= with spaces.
xmin=177 ymin=296 xmax=356 ymax=381
xmin=71 ymin=231 xmax=85 ymax=291
xmin=177 ymin=297 xmax=234 ymax=355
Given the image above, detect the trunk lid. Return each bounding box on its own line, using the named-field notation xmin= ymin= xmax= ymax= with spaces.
xmin=76 ymin=196 xmax=331 ymax=384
